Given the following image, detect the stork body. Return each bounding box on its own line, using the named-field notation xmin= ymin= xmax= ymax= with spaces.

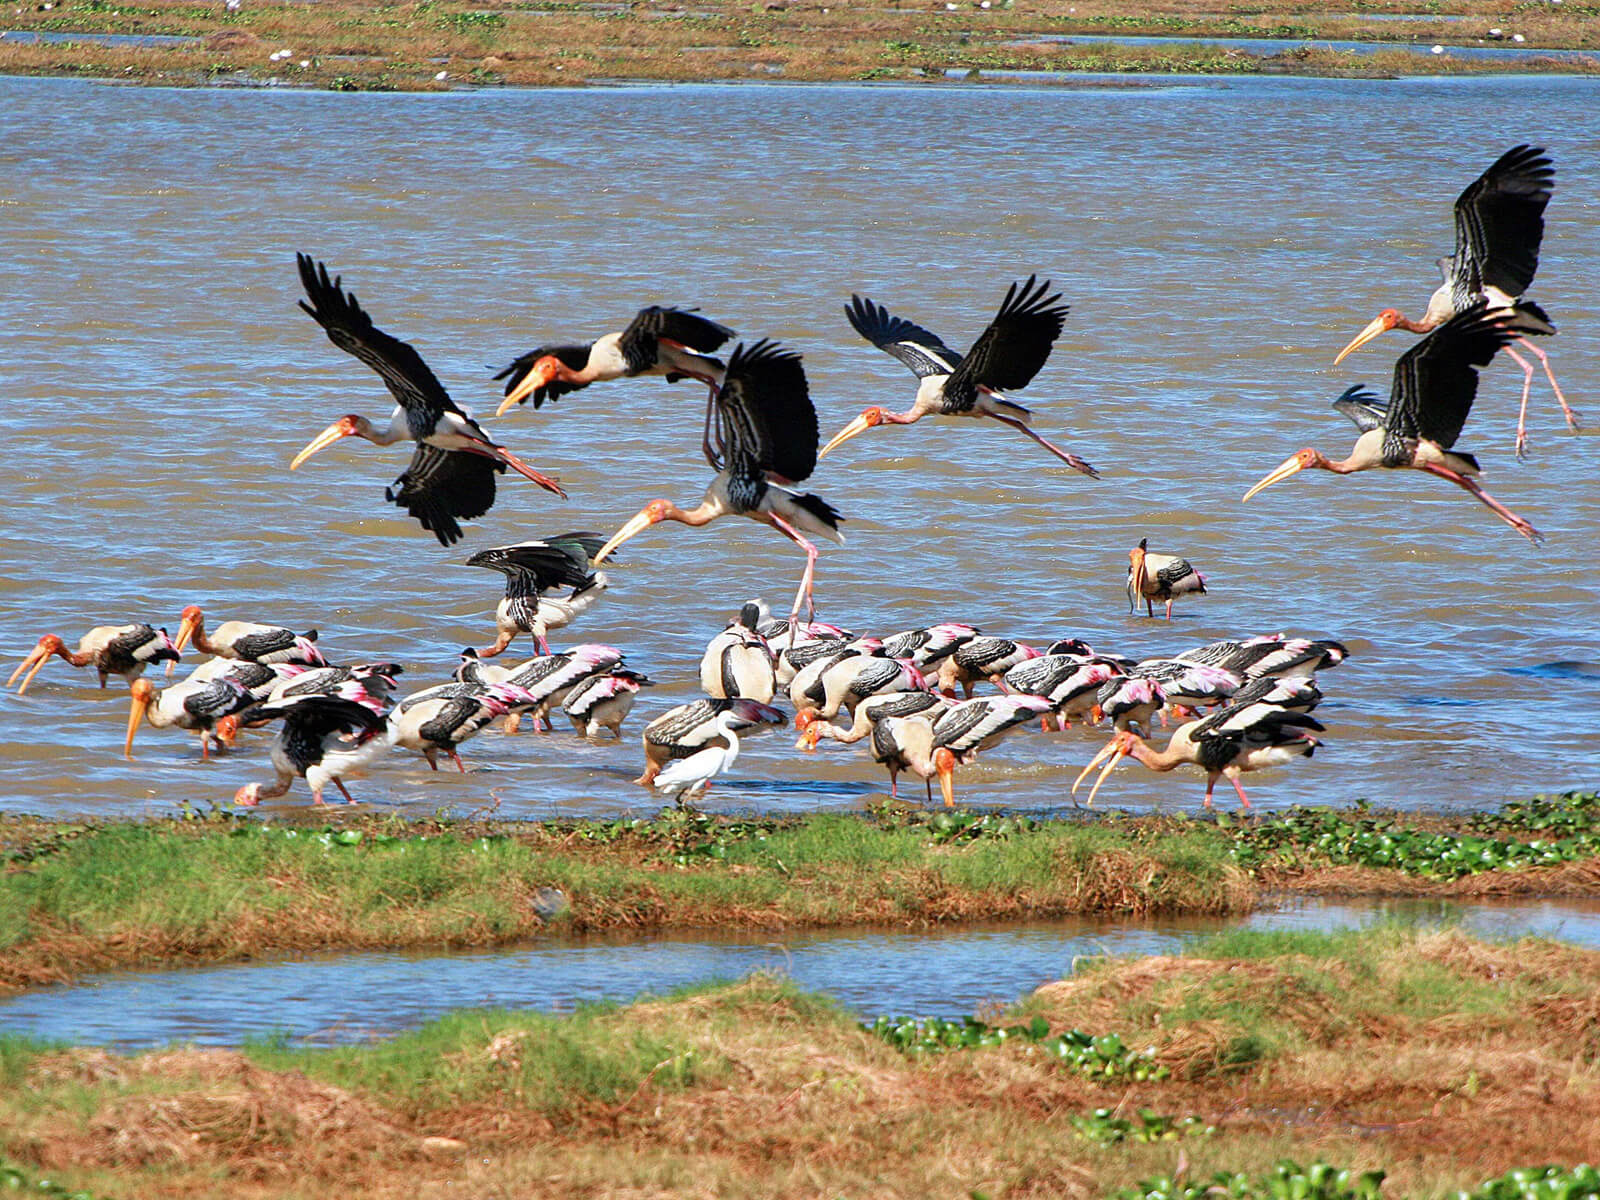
xmin=653 ymin=710 xmax=746 ymax=805
xmin=1333 ymin=145 xmax=1575 ymax=458
xmin=822 ymin=278 xmax=1098 ymax=476
xmin=700 ymin=603 xmax=776 ymax=702
xmin=878 ymin=623 xmax=981 ymax=670
xmin=233 ymin=697 xmax=392 ymax=806
xmin=563 ymin=670 xmax=654 ymax=739
xmin=290 ymin=254 xmax=566 ymax=546
xmin=467 ymin=533 xmax=609 ymax=656
xmin=9 ymin=624 xmax=179 ymax=693
xmin=798 ymin=653 xmax=926 ymax=723
xmin=125 ymin=675 xmax=255 ymax=761
xmin=1246 ymin=303 xmax=1553 ymax=545
xmin=796 ymin=689 xmax=951 ymax=748
xmin=936 ymin=637 xmax=1040 ymax=698
xmin=1127 ymin=539 xmax=1206 ymax=620
xmin=173 ymin=607 xmax=325 ymax=667
xmin=637 ymin=697 xmax=786 ymax=786
xmin=872 ymin=694 xmax=1052 ymax=805
xmin=1003 ymin=655 xmax=1122 ymax=731
xmin=388 ymin=680 xmax=532 ymax=771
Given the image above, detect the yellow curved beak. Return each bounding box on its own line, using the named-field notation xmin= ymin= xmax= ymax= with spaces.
xmin=1242 ymin=454 xmax=1308 ymax=503
xmin=124 ymin=692 xmax=151 ymax=760
xmin=8 ymin=644 xmax=50 ymax=694
xmin=1072 ymin=737 xmax=1122 ymax=798
xmin=1083 ymin=742 xmax=1130 ymax=808
xmin=496 ymin=362 xmax=555 ymax=417
xmin=594 ymin=509 xmax=658 ymax=564
xmin=172 ymin=612 xmax=201 ymax=655
xmin=936 ymin=750 xmax=956 ymax=808
xmin=1127 ymin=547 xmax=1146 ymax=612
xmin=290 ymin=420 xmax=354 ymax=471
xmin=819 ymin=413 xmax=875 ymax=460
xmin=1333 ymin=315 xmax=1391 ymax=366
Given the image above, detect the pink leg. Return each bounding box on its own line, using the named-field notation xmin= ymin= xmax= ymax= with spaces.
xmin=1504 ymin=343 xmax=1539 ymax=461
xmin=1164 ymin=600 xmax=1174 ymax=621
xmin=450 ymin=749 xmax=466 ymax=773
xmin=334 ymin=778 xmax=356 ymax=804
xmin=986 ymin=413 xmax=1099 ymax=478
xmin=1229 ymin=773 xmax=1253 ymax=810
xmin=768 ymin=512 xmax=820 ymax=627
xmin=311 ymin=788 xmax=327 ymax=805
xmin=471 ymin=441 xmax=567 ymax=499
xmin=535 ymin=632 xmax=551 ymax=655
xmin=1517 ymin=335 xmax=1580 ymax=432
xmin=1203 ymin=775 xmax=1216 ymax=809
xmin=1417 ymin=463 xmax=1544 ymax=545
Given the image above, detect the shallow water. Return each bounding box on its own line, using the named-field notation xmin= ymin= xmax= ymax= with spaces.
xmin=2 ymin=75 xmax=1599 ymax=821
xmin=5 ymin=896 xmax=1599 ymax=1050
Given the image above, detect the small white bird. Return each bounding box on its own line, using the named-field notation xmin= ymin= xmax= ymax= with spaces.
xmin=652 ymin=709 xmax=744 ymax=805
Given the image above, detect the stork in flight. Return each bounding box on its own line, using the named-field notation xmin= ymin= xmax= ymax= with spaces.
xmin=1332 ymin=145 xmax=1576 ymax=460
xmin=1245 ymin=302 xmax=1553 ymax=545
xmin=594 ymin=339 xmax=844 ymax=627
xmin=289 ymin=254 xmax=566 ymax=546
xmin=820 ymin=276 xmax=1098 ymax=477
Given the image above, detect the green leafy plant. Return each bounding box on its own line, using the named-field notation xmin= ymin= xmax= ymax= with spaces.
xmin=865 ymin=1016 xmax=1166 ymax=1080
xmin=1070 ymin=1106 xmax=1212 ymax=1145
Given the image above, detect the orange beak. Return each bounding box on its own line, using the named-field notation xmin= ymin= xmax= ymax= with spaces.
xmin=934 ymin=747 xmax=957 ymax=808
xmin=819 ymin=410 xmax=881 ymax=459
xmin=290 ymin=418 xmax=357 ymax=471
xmin=1127 ymin=546 xmax=1147 ymax=612
xmin=495 ymin=359 xmax=558 ymax=417
xmin=8 ymin=639 xmax=57 ymax=694
xmin=1242 ymin=454 xmax=1310 ymax=503
xmin=173 ymin=610 xmax=203 ymax=655
xmin=125 ymin=680 xmax=154 ymax=760
xmin=1333 ymin=313 xmax=1396 ymax=365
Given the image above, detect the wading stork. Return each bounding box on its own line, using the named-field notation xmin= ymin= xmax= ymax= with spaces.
xmin=289 ymin=254 xmax=566 ymax=546
xmin=9 ymin=624 xmax=179 ymax=694
xmin=172 ymin=607 xmax=325 ymax=667
xmin=1245 ymin=302 xmax=1553 ymax=545
xmin=233 ymin=696 xmax=392 ymax=806
xmin=821 ymin=277 xmax=1098 ymax=477
xmin=1127 ymin=538 xmax=1206 ymax=621
xmin=594 ymin=340 xmax=844 ymax=627
xmin=1333 ymin=145 xmax=1576 ymax=459
xmin=465 ymin=533 xmax=610 ymax=656
xmin=637 ymin=697 xmax=787 ymax=786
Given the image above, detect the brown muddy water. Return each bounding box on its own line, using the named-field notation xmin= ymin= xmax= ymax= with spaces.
xmin=2 ymin=75 xmax=1598 ymax=819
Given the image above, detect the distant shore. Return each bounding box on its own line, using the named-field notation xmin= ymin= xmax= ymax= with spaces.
xmin=2 ymin=0 xmax=1598 ymax=91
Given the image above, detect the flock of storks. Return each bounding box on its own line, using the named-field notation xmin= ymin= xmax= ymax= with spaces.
xmin=8 ymin=144 xmax=1575 ymax=810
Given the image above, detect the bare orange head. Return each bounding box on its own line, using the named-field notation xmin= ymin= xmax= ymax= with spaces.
xmin=7 ymin=634 xmax=69 ymax=693
xmin=125 ymin=677 xmax=157 ymax=759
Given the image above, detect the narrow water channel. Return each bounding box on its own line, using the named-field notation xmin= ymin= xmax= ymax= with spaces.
xmin=7 ymin=896 xmax=1599 ymax=1051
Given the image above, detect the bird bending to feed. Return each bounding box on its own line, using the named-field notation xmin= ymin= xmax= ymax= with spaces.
xmin=289 ymin=253 xmax=566 ymax=546
xmin=387 ymin=679 xmax=534 ymax=771
xmin=494 ymin=305 xmax=734 ymax=418
xmin=872 ymin=694 xmax=1052 ymax=806
xmin=795 ymin=689 xmax=951 ymax=748
xmin=594 ymin=339 xmax=844 ymax=627
xmin=652 ymin=708 xmax=748 ymax=805
xmin=172 ymin=607 xmax=325 ymax=667
xmin=466 ymin=533 xmax=610 ymax=656
xmin=700 ymin=603 xmax=776 ymax=703
xmin=637 ymin=697 xmax=787 ymax=786
xmin=9 ymin=624 xmax=179 ymax=694
xmin=563 ymin=669 xmax=654 ymax=739
xmin=1127 ymin=538 xmax=1206 ymax=620
xmin=936 ymin=636 xmax=1040 ymax=698
xmin=125 ymin=676 xmax=256 ymax=761
xmin=1244 ymin=302 xmax=1553 ymax=545
xmin=1074 ymin=701 xmax=1325 ymax=809
xmin=233 ymin=696 xmax=392 ymax=806
xmin=1333 ymin=145 xmax=1575 ymax=460
xmin=821 ymin=277 xmax=1098 ymax=477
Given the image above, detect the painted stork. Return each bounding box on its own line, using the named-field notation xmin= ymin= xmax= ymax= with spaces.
xmin=1178 ymin=637 xmax=1348 ymax=681
xmin=563 ymin=669 xmax=654 ymax=739
xmin=494 ymin=306 xmax=734 ymax=418
xmin=794 ymin=651 xmax=927 ymax=725
xmin=212 ymin=663 xmax=401 ymax=746
xmin=1244 ymin=303 xmax=1553 ymax=545
xmin=795 ymin=689 xmax=951 ymax=748
xmin=637 ymin=697 xmax=787 ymax=786
xmin=786 ymin=639 xmax=869 ymax=713
xmin=388 ymin=679 xmax=534 ymax=771
xmin=233 ymin=697 xmax=392 ymax=806
xmin=775 ymin=634 xmax=855 ymax=688
xmin=878 ymin=623 xmax=981 ymax=670
xmin=700 ymin=602 xmax=776 ymax=703
xmin=1093 ymin=660 xmax=1241 ymax=731
xmin=1127 ymin=538 xmax=1206 ymax=620
xmin=125 ymin=675 xmax=256 ymax=761
xmin=747 ymin=598 xmax=852 ymax=653
xmin=1332 ymin=145 xmax=1576 ymax=459
xmin=652 ymin=708 xmax=748 ymax=806
xmin=466 ymin=532 xmax=610 ymax=656
xmin=820 ymin=278 xmax=1098 ymax=476
xmin=1074 ymin=701 xmax=1325 ymax=809
xmin=457 ymin=643 xmax=625 ymax=733
xmin=8 ymin=624 xmax=179 ymax=694
xmin=936 ymin=636 xmax=1041 ymax=699
xmin=1002 ymin=655 xmax=1122 ymax=732
xmin=871 ymin=694 xmax=1052 ymax=806
xmin=172 ymin=607 xmax=325 ymax=667
xmin=289 ymin=254 xmax=566 ymax=546
xmin=594 ymin=340 xmax=844 ymax=627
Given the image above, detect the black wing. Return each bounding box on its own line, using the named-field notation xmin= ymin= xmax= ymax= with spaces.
xmin=467 ymin=533 xmax=605 ymax=590
xmin=1386 ymin=302 xmax=1550 ymax=449
xmin=386 ymin=444 xmax=501 ymax=546
xmin=944 ymin=275 xmax=1068 ymax=400
xmin=1331 ymin=385 xmax=1389 ymax=433
xmin=256 ymin=695 xmax=388 ymax=738
xmin=619 ymin=306 xmax=735 ymax=373
xmin=711 ymin=340 xmax=818 ymax=484
xmin=296 ymin=253 xmax=460 ymax=430
xmin=493 ymin=344 xmax=592 ymax=409
xmin=1452 ymin=145 xmax=1554 ymax=300
xmin=845 ymin=294 xmax=963 ymax=379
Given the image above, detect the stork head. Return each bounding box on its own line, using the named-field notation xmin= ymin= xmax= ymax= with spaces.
xmin=125 ymin=677 xmax=157 ymax=759
xmin=1243 ymin=448 xmax=1329 ymax=502
xmin=1072 ymin=730 xmax=1145 ymax=808
xmin=794 ymin=708 xmax=830 ymax=750
xmin=819 ymin=407 xmax=888 ymax=459
xmin=594 ymin=500 xmax=675 ymax=563
xmin=1333 ymin=309 xmax=1403 ymax=365
xmin=173 ymin=604 xmax=206 ymax=655
xmin=7 ymin=634 xmax=69 ymax=693
xmin=214 ymin=713 xmax=242 ymax=747
xmin=496 ymin=356 xmax=562 ymax=416
xmin=234 ymin=782 xmax=263 ymax=807
xmin=933 ymin=746 xmax=958 ymax=808
xmin=1127 ymin=537 xmax=1149 ymax=611
xmin=290 ymin=414 xmax=369 ymax=470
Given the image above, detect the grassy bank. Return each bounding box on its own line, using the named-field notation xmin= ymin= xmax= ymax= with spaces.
xmin=2 ymin=927 xmax=1598 ymax=1197
xmin=1 ymin=0 xmax=1597 ymax=92
xmin=4 ymin=794 xmax=1600 ymax=988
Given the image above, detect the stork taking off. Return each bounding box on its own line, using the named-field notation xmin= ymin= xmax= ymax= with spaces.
xmin=820 ymin=277 xmax=1098 ymax=477
xmin=9 ymin=624 xmax=179 ymax=694
xmin=233 ymin=696 xmax=392 ymax=806
xmin=1332 ymin=145 xmax=1576 ymax=459
xmin=594 ymin=340 xmax=844 ymax=627
xmin=290 ymin=254 xmax=567 ymax=546
xmin=1245 ymin=303 xmax=1553 ymax=545
xmin=466 ymin=533 xmax=610 ymax=656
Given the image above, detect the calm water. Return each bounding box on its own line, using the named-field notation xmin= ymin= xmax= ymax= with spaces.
xmin=2 ymin=75 xmax=1599 ymax=820
xmin=6 ymin=896 xmax=1599 ymax=1050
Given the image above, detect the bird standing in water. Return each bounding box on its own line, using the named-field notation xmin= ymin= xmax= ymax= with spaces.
xmin=1127 ymin=538 xmax=1206 ymax=620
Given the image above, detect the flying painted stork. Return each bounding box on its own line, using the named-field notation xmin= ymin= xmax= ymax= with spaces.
xmin=1332 ymin=145 xmax=1576 ymax=460
xmin=700 ymin=603 xmax=776 ymax=703
xmin=493 ymin=306 xmax=734 ymax=419
xmin=233 ymin=696 xmax=392 ymax=806
xmin=563 ymin=669 xmax=655 ymax=739
xmin=466 ymin=532 xmax=610 ymax=656
xmin=172 ymin=607 xmax=325 ymax=667
xmin=1245 ymin=302 xmax=1553 ymax=545
xmin=1127 ymin=538 xmax=1206 ymax=621
xmin=8 ymin=624 xmax=179 ymax=694
xmin=289 ymin=254 xmax=566 ymax=546
xmin=125 ymin=675 xmax=257 ymax=761
xmin=638 ymin=697 xmax=787 ymax=786
xmin=871 ymin=694 xmax=1052 ymax=806
xmin=795 ymin=689 xmax=951 ymax=748
xmin=594 ymin=340 xmax=844 ymax=627
xmin=820 ymin=278 xmax=1098 ymax=476
xmin=1074 ymin=701 xmax=1325 ymax=809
